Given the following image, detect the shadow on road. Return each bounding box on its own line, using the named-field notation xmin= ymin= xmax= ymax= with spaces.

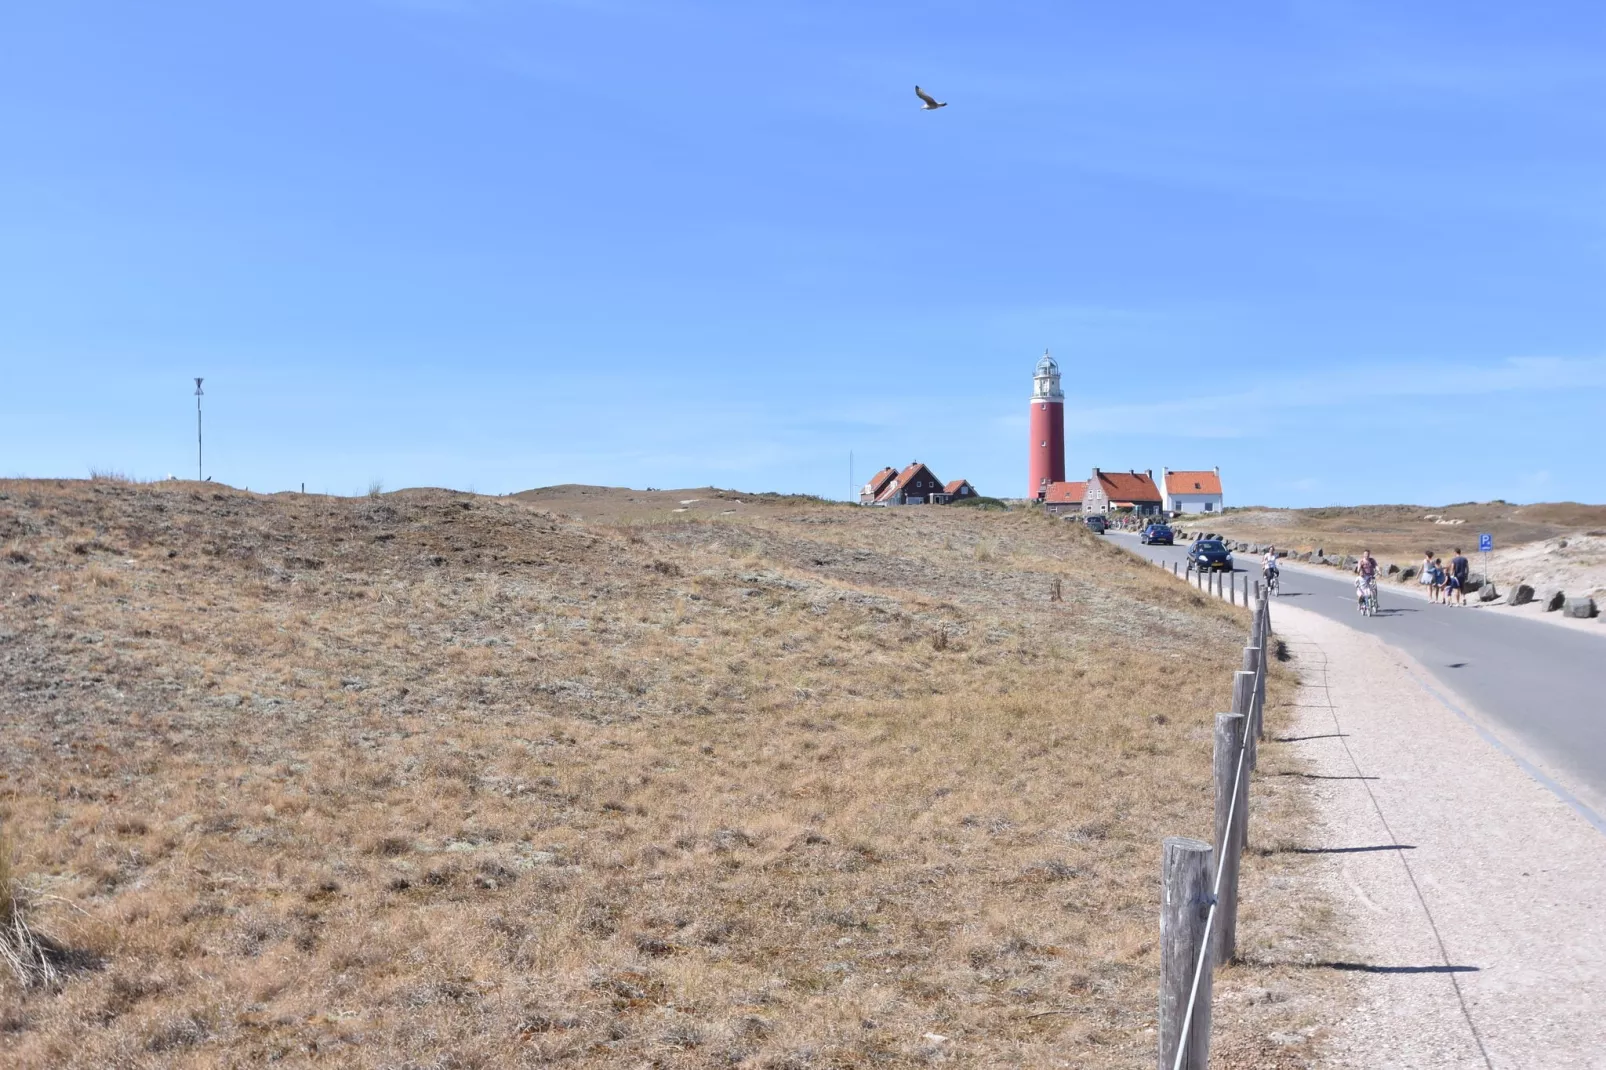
xmin=1276 ymin=844 xmax=1416 ymax=855
xmin=1273 ymin=771 xmax=1380 ymax=781
xmin=1305 ymin=962 xmax=1479 ymax=975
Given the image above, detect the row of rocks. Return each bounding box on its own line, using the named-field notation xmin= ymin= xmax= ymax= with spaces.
xmin=1503 ymin=583 xmax=1599 ymax=618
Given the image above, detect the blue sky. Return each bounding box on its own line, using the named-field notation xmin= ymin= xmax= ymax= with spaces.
xmin=2 ymin=1 xmax=1602 ymax=505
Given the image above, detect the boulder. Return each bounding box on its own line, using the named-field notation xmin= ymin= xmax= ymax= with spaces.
xmin=1542 ymin=589 xmax=1566 ymax=612
xmin=1506 ymin=584 xmax=1535 ymax=606
xmin=1564 ymin=597 xmax=1598 ymax=619
xmin=1386 ymin=563 xmax=1400 ymax=575
xmin=1340 ymin=555 xmax=1358 ymax=570
xmin=1314 ymin=547 xmax=1324 ymax=558
xmin=1478 ymin=583 xmax=1499 ymax=602
xmin=1463 ymin=576 xmax=1483 ymax=594
xmin=1398 ymin=566 xmax=1418 ymax=582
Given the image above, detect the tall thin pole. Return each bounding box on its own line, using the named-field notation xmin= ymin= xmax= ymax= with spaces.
xmin=194 ymin=377 xmax=204 ymax=481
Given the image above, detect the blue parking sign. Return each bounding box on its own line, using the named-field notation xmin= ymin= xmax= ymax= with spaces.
xmin=1479 ymin=533 xmax=1493 ymax=553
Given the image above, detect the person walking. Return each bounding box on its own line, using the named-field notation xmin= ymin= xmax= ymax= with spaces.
xmin=1449 ymin=547 xmax=1470 ymax=606
xmin=1419 ymin=550 xmax=1435 ymax=596
xmin=1429 ymin=556 xmax=1445 ymax=603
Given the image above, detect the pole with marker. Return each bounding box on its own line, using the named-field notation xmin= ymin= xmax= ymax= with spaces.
xmin=194 ymin=378 xmax=204 ymax=481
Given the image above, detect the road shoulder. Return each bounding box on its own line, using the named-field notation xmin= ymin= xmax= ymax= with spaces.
xmin=1266 ymin=602 xmax=1606 ymax=1067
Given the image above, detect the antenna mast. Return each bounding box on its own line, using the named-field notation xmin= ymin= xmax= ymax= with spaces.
xmin=194 ymin=378 xmax=204 ymax=481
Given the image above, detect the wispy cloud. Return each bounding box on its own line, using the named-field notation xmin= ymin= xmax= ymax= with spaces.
xmin=1066 ymin=354 xmax=1606 ymax=435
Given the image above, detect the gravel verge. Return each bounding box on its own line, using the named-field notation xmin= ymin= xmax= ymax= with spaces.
xmin=1272 ymin=603 xmax=1606 ymax=1068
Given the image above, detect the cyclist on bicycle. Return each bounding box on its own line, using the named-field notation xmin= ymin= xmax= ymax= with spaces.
xmin=1262 ymin=546 xmax=1280 ymax=591
xmin=1355 ymin=550 xmax=1379 ymax=610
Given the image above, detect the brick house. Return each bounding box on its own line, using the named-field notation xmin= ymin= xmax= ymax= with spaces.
xmin=860 ymin=462 xmax=976 ymax=505
xmin=1041 ymin=480 xmax=1088 ymax=517
xmin=944 ymin=479 xmax=978 ymax=501
xmin=1082 ymin=468 xmax=1163 ymax=516
xmin=858 ymin=467 xmax=898 ymax=505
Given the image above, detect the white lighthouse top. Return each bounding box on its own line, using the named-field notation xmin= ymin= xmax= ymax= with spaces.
xmin=1031 ymin=349 xmax=1063 ymax=401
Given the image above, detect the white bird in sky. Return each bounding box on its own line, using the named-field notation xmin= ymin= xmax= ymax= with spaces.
xmin=915 ymin=86 xmax=947 ymax=111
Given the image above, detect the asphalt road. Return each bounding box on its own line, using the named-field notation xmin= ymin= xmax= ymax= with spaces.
xmin=1109 ymin=530 xmax=1606 ymax=822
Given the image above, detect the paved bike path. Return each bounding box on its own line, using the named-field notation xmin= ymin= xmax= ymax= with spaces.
xmin=1109 ymin=531 xmax=1606 ymax=822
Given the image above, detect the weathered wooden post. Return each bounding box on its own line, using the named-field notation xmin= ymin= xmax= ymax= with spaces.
xmin=1240 ymin=649 xmax=1260 ymax=770
xmin=1213 ymin=712 xmax=1246 ymax=965
xmin=1251 ymin=599 xmax=1268 ymax=742
xmin=1160 ymin=836 xmax=1214 ymax=1070
xmin=1174 ymin=561 xmax=1179 ymax=577
xmin=1231 ymin=669 xmax=1255 ymax=847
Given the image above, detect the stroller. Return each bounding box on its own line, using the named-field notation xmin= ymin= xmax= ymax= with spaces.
xmin=1355 ymin=575 xmax=1378 ymax=616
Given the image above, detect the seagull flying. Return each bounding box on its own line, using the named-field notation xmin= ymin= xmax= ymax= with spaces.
xmin=915 ymin=86 xmax=947 ymax=110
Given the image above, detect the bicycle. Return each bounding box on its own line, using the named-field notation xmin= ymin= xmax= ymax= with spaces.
xmin=1356 ymin=576 xmax=1378 ymax=616
xmin=1263 ymin=566 xmax=1280 ymax=596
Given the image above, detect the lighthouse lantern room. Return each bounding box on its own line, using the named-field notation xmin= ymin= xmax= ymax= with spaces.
xmin=1028 ymin=349 xmax=1066 ymax=499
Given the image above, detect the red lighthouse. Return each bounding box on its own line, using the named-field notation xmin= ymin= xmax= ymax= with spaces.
xmin=1028 ymin=349 xmax=1065 ymax=499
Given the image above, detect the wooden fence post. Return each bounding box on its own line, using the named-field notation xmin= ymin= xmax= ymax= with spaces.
xmin=1251 ymin=600 xmax=1268 ymax=742
xmin=1213 ymin=712 xmax=1246 ymax=965
xmin=1160 ymin=836 xmax=1214 ymax=1070
xmin=1240 ymin=648 xmax=1260 ymax=770
xmin=1231 ymin=670 xmax=1255 ymax=847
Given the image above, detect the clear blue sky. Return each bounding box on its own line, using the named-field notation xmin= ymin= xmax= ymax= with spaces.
xmin=3 ymin=1 xmax=1602 ymax=505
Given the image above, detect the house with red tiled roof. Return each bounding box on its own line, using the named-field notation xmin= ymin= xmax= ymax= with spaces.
xmin=1042 ymin=480 xmax=1088 ymax=517
xmin=858 ymin=467 xmax=898 ymax=505
xmin=874 ymin=462 xmax=946 ymax=505
xmin=859 ymin=462 xmax=978 ymax=505
xmin=944 ymin=479 xmax=977 ymax=501
xmin=1161 ymin=468 xmax=1223 ymax=514
xmin=1083 ymin=468 xmax=1163 ymax=516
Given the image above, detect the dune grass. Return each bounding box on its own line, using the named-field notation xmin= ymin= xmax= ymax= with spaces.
xmin=0 ymin=480 xmax=1310 ymax=1067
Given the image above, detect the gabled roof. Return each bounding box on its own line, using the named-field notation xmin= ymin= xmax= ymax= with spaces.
xmin=1092 ymin=470 xmax=1161 ymax=502
xmin=944 ymin=479 xmax=972 ymax=495
xmin=861 ymin=466 xmax=897 ymax=497
xmin=1043 ymin=480 xmax=1087 ymax=504
xmin=1165 ymin=470 xmax=1222 ymax=495
xmin=875 ymin=461 xmax=942 ymax=503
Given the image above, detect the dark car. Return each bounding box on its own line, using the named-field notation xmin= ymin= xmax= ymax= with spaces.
xmin=1140 ymin=523 xmax=1174 ymax=546
xmin=1083 ymin=513 xmax=1107 ymax=534
xmin=1188 ymin=538 xmax=1234 ymax=572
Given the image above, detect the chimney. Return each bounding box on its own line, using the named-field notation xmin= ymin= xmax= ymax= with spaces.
xmin=1213 ymin=465 xmax=1219 ymax=475
xmin=1091 ymin=467 xmax=1100 ymax=476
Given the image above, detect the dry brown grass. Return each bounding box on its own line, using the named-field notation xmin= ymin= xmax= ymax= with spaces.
xmin=0 ymin=479 xmax=1319 ymax=1067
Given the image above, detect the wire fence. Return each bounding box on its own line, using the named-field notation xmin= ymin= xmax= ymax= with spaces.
xmin=1149 ymin=556 xmax=1271 ymax=1069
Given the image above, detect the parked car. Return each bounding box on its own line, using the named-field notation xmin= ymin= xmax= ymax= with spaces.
xmin=1083 ymin=514 xmax=1107 ymax=534
xmin=1187 ymin=538 xmax=1234 ymax=572
xmin=1140 ymin=523 xmax=1174 ymax=545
